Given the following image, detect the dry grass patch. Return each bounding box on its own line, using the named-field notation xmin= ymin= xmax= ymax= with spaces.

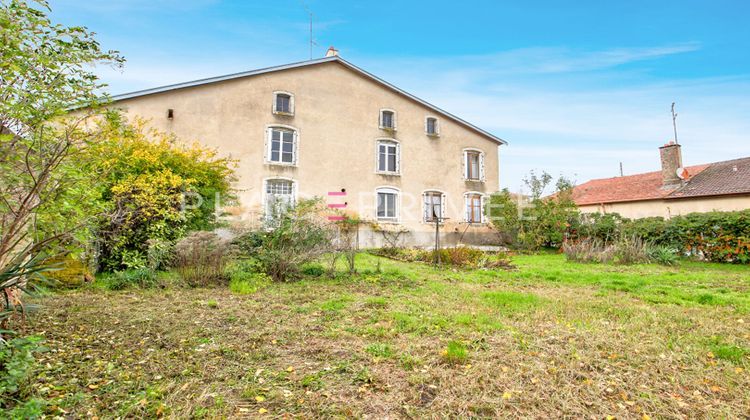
xmin=16 ymin=253 xmax=750 ymax=417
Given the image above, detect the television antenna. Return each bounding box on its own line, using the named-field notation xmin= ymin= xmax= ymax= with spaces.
xmin=300 ymin=1 xmax=317 ymax=60
xmin=671 ymin=102 xmax=679 ymax=144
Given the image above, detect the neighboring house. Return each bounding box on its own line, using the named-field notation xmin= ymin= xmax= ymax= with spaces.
xmin=571 ymin=142 xmax=750 ymax=219
xmin=109 ymin=48 xmax=507 ymax=247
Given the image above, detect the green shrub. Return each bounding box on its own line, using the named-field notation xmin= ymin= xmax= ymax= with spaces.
xmin=92 ymin=114 xmax=236 ymax=272
xmin=231 ymin=230 xmax=266 ymax=257
xmin=255 ymin=199 xmax=334 ymax=282
xmin=647 ymin=245 xmax=679 ymax=266
xmin=301 ymin=263 xmax=326 ymax=277
xmin=105 ymin=268 xmax=159 ymax=290
xmin=0 ymin=336 xmax=46 ymax=416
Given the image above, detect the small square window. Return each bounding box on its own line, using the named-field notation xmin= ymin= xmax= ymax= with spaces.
xmin=380 ymin=110 xmax=395 ymax=130
xmin=273 ymin=92 xmax=294 ymax=115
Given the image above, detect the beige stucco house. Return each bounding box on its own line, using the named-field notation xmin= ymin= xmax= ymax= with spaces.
xmin=572 ymin=142 xmax=750 ymax=219
xmin=109 ymin=49 xmax=507 ymax=247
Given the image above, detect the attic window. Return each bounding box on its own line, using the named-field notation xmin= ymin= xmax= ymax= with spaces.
xmin=425 ymin=117 xmax=439 ymax=136
xmin=379 ymin=109 xmax=396 ymax=130
xmin=273 ymin=91 xmax=294 ymax=115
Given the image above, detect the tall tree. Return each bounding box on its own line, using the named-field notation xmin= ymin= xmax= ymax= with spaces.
xmin=0 ymin=0 xmax=123 ymax=329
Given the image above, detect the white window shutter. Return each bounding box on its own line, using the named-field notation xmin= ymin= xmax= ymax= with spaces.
xmin=289 ymin=94 xmax=295 ymax=114
xmin=378 ymin=111 xmax=383 ymax=128
xmin=396 ymin=144 xmax=401 ymax=173
xmin=441 ymin=193 xmax=446 ymax=218
xmin=424 ymin=118 xmax=428 ymax=134
xmin=264 ymin=128 xmax=271 ymax=162
xmin=293 ymin=131 xmax=299 ymax=165
xmin=479 ymin=153 xmax=486 ymax=182
xmin=461 ymin=151 xmax=467 ymax=180
xmin=392 ymin=112 xmax=397 ymax=130
xmin=272 ymin=95 xmax=278 ymax=113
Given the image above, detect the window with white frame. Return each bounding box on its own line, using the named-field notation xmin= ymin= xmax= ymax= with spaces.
xmin=266 ymin=127 xmax=297 ymax=165
xmin=264 ymin=179 xmax=295 ymax=222
xmin=273 ymin=92 xmax=294 ymax=115
xmin=376 ymin=140 xmax=400 ymax=174
xmin=379 ymin=109 xmax=396 ymax=130
xmin=463 ymin=149 xmax=485 ymax=181
xmin=423 ymin=191 xmax=445 ymax=222
xmin=376 ymin=187 xmax=399 ymax=221
xmin=425 ymin=117 xmax=439 ymax=136
xmin=465 ymin=192 xmax=485 ymax=224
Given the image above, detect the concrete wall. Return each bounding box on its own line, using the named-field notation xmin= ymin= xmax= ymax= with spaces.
xmin=112 ymin=61 xmax=502 ymax=247
xmin=579 ymin=194 xmax=750 ymax=219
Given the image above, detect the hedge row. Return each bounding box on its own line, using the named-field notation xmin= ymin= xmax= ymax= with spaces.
xmin=573 ymin=210 xmax=750 ymax=264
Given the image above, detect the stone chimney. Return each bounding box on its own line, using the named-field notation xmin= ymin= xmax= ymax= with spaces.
xmin=325 ymin=46 xmax=339 ymax=57
xmin=659 ymin=141 xmax=683 ymax=187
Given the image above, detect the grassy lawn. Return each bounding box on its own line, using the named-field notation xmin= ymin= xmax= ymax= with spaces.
xmin=25 ymin=253 xmax=750 ymax=417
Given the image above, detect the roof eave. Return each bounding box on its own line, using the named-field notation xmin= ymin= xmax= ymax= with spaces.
xmin=109 ymin=56 xmax=508 ymax=146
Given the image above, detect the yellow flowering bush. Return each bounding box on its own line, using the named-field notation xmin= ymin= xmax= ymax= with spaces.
xmin=92 ymin=113 xmax=236 ymax=271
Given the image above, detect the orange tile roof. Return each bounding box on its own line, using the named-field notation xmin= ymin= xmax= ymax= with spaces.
xmin=572 ymin=164 xmax=710 ymax=205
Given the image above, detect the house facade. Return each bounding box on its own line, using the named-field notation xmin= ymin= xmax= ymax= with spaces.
xmin=109 ymin=51 xmax=506 ymax=247
xmin=572 ymin=143 xmax=750 ymax=219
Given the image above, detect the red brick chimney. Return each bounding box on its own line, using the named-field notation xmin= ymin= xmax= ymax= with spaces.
xmin=659 ymin=141 xmax=683 ymax=188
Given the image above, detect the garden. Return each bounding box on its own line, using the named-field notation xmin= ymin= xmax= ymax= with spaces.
xmin=1 ymin=1 xmax=749 ymax=418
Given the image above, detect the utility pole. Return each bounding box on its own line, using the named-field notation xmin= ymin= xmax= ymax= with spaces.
xmin=671 ymin=102 xmax=679 ymax=144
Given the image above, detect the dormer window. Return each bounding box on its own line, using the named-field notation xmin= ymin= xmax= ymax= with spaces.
xmin=425 ymin=117 xmax=439 ymax=136
xmin=273 ymin=91 xmax=294 ymax=115
xmin=379 ymin=109 xmax=396 ymax=130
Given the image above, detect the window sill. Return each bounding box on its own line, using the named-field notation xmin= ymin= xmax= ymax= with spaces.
xmin=379 ymin=126 xmax=397 ymax=132
xmin=273 ymin=111 xmax=294 ymax=117
xmin=376 ymin=219 xmax=401 ymax=224
xmin=426 ymin=133 xmax=440 ymax=138
xmin=464 ymin=178 xmax=485 ymax=183
xmin=266 ymin=161 xmax=298 ymax=168
xmin=376 ymin=171 xmax=401 ymax=177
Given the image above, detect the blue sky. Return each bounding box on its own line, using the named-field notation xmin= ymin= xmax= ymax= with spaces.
xmin=52 ymin=0 xmax=750 ymax=192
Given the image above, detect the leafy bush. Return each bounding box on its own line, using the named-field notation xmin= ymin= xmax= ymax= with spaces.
xmin=488 ymin=172 xmax=578 ymax=250
xmin=0 ymin=335 xmax=46 ymax=416
xmin=576 ymin=210 xmax=750 ymax=264
xmin=254 ymin=199 xmax=334 ymax=282
xmin=172 ymin=232 xmax=232 ymax=287
xmin=301 ymin=263 xmax=326 ymax=277
xmin=231 ymin=230 xmax=266 ymax=257
xmin=105 ymin=268 xmax=159 ymax=290
xmin=92 ymin=114 xmax=236 ymax=272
